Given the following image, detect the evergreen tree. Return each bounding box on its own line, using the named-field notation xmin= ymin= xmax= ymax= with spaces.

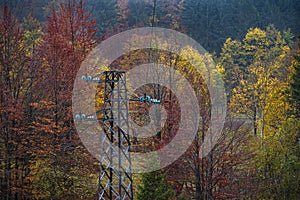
xmin=181 ymin=0 xmax=300 ymax=53
xmin=291 ymin=36 xmax=300 ymax=117
xmin=85 ymin=0 xmax=117 ymax=36
xmin=137 ymin=155 xmax=175 ymax=200
xmin=137 ymin=170 xmax=175 ymax=200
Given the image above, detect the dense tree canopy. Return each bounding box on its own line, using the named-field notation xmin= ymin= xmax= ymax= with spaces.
xmin=1 ymin=0 xmax=299 ymax=52
xmin=0 ymin=0 xmax=299 ymax=199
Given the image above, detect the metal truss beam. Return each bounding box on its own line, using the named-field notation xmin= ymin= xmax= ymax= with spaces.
xmin=96 ymin=71 xmax=133 ymax=200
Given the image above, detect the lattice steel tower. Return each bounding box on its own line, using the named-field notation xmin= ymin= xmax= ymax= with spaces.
xmin=95 ymin=71 xmax=133 ymax=200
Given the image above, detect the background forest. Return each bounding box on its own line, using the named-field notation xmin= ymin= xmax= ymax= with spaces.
xmin=0 ymin=0 xmax=299 ymax=199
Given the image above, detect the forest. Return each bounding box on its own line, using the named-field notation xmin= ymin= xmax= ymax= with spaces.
xmin=0 ymin=0 xmax=299 ymax=199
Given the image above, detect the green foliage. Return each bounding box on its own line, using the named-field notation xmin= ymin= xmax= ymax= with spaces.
xmin=181 ymin=0 xmax=225 ymax=52
xmin=127 ymin=0 xmax=153 ymax=27
xmin=86 ymin=0 xmax=117 ymax=36
xmin=137 ymin=156 xmax=175 ymax=200
xmin=181 ymin=0 xmax=300 ymax=53
xmin=221 ymin=25 xmax=299 ymax=199
xmin=291 ymin=37 xmax=300 ymax=117
xmin=178 ymin=194 xmax=191 ymax=200
xmin=137 ymin=170 xmax=175 ymax=200
xmin=3 ymin=0 xmax=300 ymax=53
xmin=250 ymin=118 xmax=300 ymax=199
xmin=283 ymin=29 xmax=295 ymax=49
xmin=0 ymin=0 xmax=50 ymax=21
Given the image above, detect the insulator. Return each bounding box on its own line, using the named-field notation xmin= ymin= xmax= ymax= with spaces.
xmin=139 ymin=97 xmax=145 ymax=102
xmin=81 ymin=114 xmax=86 ymax=119
xmin=75 ymin=114 xmax=81 ymax=119
xmin=151 ymin=99 xmax=161 ymax=104
xmin=87 ymin=76 xmax=93 ymax=81
xmin=146 ymin=96 xmax=151 ymax=102
xmin=81 ymin=75 xmax=87 ymax=81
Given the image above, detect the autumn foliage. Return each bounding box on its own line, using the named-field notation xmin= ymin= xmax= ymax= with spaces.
xmin=0 ymin=1 xmax=98 ymax=199
xmin=1 ymin=0 xmax=299 ymax=199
